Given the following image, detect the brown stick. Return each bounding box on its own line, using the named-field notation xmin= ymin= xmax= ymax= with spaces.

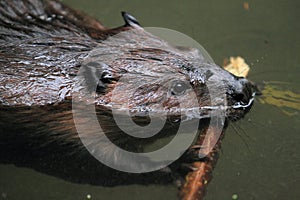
xmin=179 ymin=127 xmax=225 ymax=200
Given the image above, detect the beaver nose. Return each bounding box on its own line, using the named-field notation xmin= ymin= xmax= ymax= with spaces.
xmin=230 ymin=77 xmax=254 ymax=105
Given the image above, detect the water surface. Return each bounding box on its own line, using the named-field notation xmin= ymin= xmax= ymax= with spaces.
xmin=1 ymin=0 xmax=299 ymax=199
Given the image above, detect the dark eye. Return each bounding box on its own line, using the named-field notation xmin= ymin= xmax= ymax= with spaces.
xmin=95 ymin=71 xmax=115 ymax=94
xmin=100 ymin=71 xmax=114 ymax=83
xmin=171 ymin=81 xmax=189 ymax=96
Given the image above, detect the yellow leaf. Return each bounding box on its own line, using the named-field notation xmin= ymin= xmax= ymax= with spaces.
xmin=223 ymin=56 xmax=250 ymax=78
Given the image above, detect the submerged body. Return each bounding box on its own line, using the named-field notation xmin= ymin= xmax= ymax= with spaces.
xmin=0 ymin=0 xmax=255 ymax=184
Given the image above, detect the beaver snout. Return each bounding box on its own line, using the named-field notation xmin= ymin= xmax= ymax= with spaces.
xmin=230 ymin=77 xmax=255 ymax=107
xmin=224 ymin=76 xmax=256 ymax=120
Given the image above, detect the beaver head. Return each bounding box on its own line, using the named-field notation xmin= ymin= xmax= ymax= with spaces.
xmin=71 ymin=23 xmax=257 ymax=171
xmin=79 ymin=25 xmax=255 ymax=125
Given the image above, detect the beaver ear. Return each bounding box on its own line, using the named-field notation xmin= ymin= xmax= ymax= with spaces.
xmin=121 ymin=12 xmax=141 ymax=28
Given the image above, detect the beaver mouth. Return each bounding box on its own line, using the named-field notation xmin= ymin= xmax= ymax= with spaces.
xmin=183 ymin=91 xmax=255 ymax=121
xmin=201 ymin=92 xmax=255 ymax=111
xmin=116 ymin=91 xmax=256 ymax=124
xmin=201 ymin=92 xmax=256 ymax=121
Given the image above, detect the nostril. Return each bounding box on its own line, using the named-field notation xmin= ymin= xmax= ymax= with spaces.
xmin=232 ymin=93 xmax=245 ymax=102
xmin=231 ymin=82 xmax=253 ymax=103
xmin=238 ymin=78 xmax=254 ymax=99
xmin=228 ymin=77 xmax=255 ymax=106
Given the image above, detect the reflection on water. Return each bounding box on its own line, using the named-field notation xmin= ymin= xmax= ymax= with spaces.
xmin=259 ymin=81 xmax=300 ymax=116
xmin=1 ymin=0 xmax=299 ymax=200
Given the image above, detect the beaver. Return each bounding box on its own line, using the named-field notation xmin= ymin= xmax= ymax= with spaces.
xmin=0 ymin=0 xmax=255 ymax=185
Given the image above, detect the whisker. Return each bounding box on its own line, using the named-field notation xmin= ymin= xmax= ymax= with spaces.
xmin=231 ymin=123 xmax=252 ymax=153
xmin=235 ymin=121 xmax=252 ymax=140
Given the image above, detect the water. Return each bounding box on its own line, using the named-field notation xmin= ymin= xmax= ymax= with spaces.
xmin=1 ymin=0 xmax=299 ymax=199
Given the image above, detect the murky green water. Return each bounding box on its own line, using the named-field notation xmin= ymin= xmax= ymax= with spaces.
xmin=1 ymin=0 xmax=299 ymax=199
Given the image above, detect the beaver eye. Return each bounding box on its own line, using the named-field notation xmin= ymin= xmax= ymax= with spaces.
xmin=171 ymin=81 xmax=189 ymax=96
xmin=100 ymin=71 xmax=114 ymax=83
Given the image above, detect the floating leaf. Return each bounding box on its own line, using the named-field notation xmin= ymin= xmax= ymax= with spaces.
xmin=223 ymin=56 xmax=250 ymax=78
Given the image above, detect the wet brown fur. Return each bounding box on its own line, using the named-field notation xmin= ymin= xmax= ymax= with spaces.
xmin=0 ymin=0 xmax=255 ymax=186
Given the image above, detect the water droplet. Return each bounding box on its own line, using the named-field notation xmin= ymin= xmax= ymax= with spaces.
xmin=39 ymin=15 xmax=46 ymax=20
xmin=26 ymin=15 xmax=32 ymax=20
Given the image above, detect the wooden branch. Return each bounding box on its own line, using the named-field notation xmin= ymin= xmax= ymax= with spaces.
xmin=179 ymin=127 xmax=225 ymax=200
